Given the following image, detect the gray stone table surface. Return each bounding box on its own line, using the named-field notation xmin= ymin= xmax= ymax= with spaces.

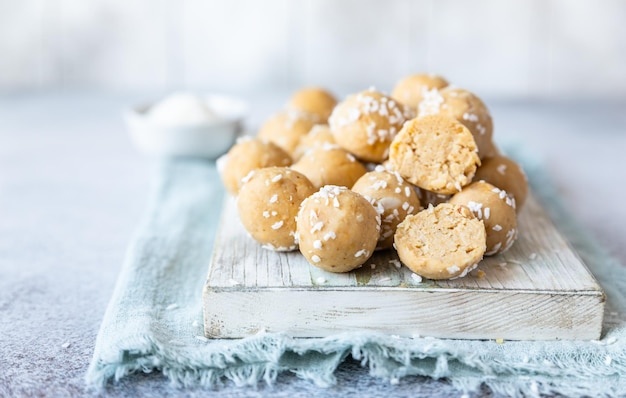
xmin=1 ymin=92 xmax=625 ymax=397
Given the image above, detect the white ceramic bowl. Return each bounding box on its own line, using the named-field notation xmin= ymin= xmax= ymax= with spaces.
xmin=125 ymin=94 xmax=248 ymax=159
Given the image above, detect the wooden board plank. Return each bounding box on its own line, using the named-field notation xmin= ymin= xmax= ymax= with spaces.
xmin=203 ymin=191 xmax=605 ymax=340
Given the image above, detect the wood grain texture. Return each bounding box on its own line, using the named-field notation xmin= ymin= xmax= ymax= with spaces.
xmin=204 ymin=191 xmax=605 ymax=340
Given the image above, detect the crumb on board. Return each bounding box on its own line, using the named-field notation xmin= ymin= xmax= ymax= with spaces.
xmin=495 ymin=338 xmax=504 ymax=344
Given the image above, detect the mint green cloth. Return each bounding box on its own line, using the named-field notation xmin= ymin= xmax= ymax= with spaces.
xmin=86 ymin=156 xmax=626 ymax=397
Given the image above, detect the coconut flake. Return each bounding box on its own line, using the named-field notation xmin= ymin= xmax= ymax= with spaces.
xmin=354 ymin=249 xmax=368 ymax=258
xmin=241 ymin=170 xmax=255 ymax=184
xmin=372 ymin=180 xmax=388 ymax=190
xmin=418 ymin=88 xmax=444 ymax=116
xmin=485 ymin=242 xmax=502 ymax=256
xmin=447 ymin=265 xmax=461 ymax=275
xmin=462 ymin=112 xmax=479 ymax=122
xmin=311 ymin=221 xmax=324 ymax=233
xmin=467 ymin=201 xmax=484 ymax=219
xmin=323 ymin=231 xmax=337 ymax=241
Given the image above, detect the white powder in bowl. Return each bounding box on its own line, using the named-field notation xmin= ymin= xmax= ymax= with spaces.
xmin=148 ymin=92 xmax=219 ymax=126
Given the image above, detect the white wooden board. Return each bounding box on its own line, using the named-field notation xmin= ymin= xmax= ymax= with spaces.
xmin=203 ymin=192 xmax=605 ymax=340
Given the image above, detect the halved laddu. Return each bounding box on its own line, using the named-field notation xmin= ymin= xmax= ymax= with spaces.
xmin=394 ymin=203 xmax=486 ymax=280
xmin=389 ymin=114 xmax=480 ymax=194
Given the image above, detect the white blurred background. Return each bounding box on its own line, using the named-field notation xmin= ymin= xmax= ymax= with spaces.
xmin=2 ymin=0 xmax=626 ymax=98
